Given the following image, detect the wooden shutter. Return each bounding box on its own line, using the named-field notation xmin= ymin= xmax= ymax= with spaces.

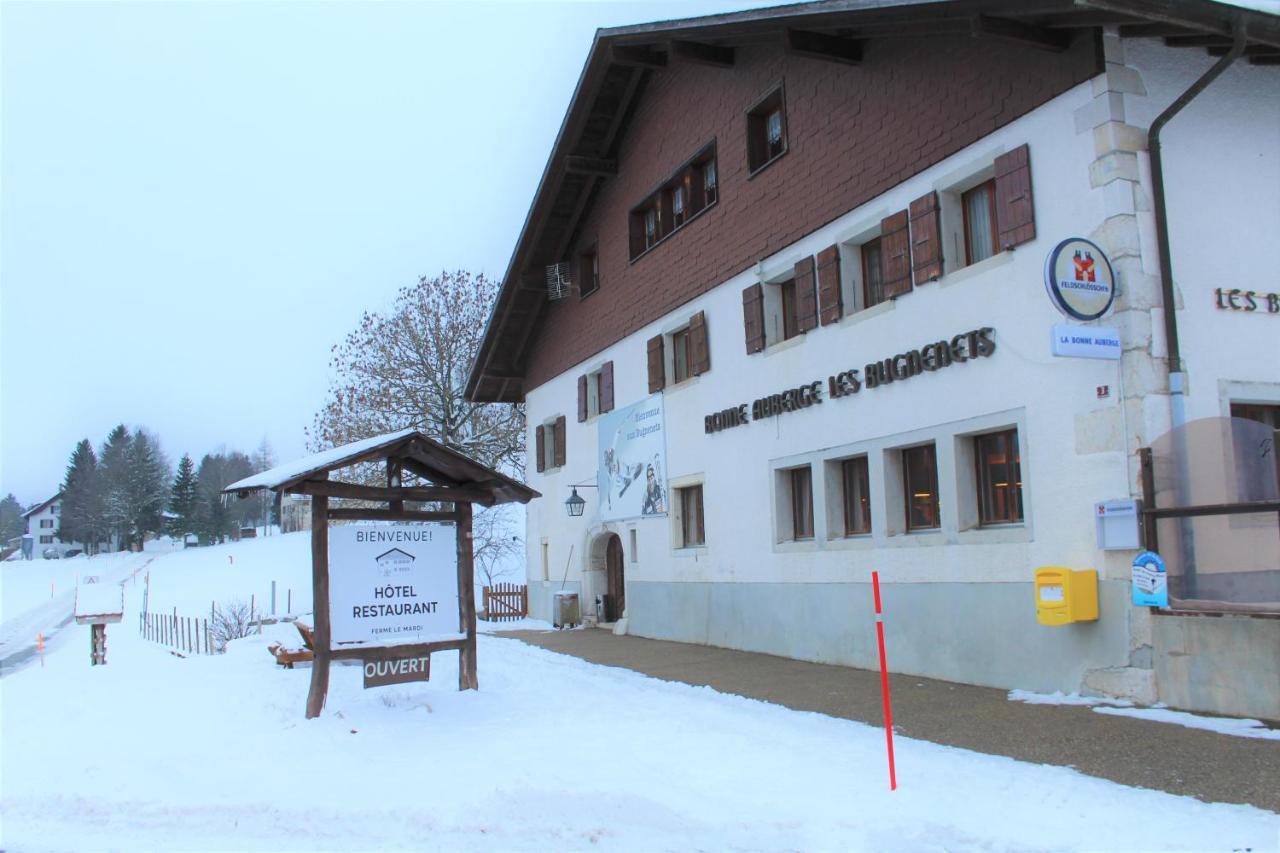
xmin=647 ymin=335 xmax=665 ymax=393
xmin=553 ymin=415 xmax=566 ymax=468
xmin=577 ymin=374 xmax=588 ymax=423
xmin=689 ymin=311 xmax=711 ymax=375
xmin=600 ymin=361 xmax=614 ymax=413
xmin=535 ymin=425 xmax=545 ymax=473
xmin=793 ymin=256 xmax=818 ymax=334
xmin=880 ymin=210 xmax=912 ymax=298
xmin=910 ymin=191 xmax=943 ymax=285
xmin=994 ymin=144 xmax=1035 ymax=250
xmin=742 ymin=283 xmax=765 ymax=354
xmin=816 ymin=245 xmax=842 ymax=325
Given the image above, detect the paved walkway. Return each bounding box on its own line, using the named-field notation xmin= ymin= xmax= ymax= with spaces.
xmin=506 ymin=628 xmax=1279 ymax=812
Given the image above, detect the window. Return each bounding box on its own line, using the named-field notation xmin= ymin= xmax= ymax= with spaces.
xmin=40 ymin=535 xmax=53 ymax=544
xmin=579 ymin=247 xmax=599 ymax=298
xmin=962 ymin=180 xmax=999 ymax=266
xmin=1232 ymin=403 xmax=1280 ymax=429
xmin=534 ymin=416 xmax=566 ymax=473
xmin=841 ymin=456 xmax=872 ymax=536
xmin=903 ymin=444 xmax=940 ymax=531
xmin=671 ymin=327 xmax=691 ymax=384
xmin=677 ymin=484 xmax=705 ymax=547
xmin=747 ymin=86 xmax=787 ymax=173
xmin=52 ymin=504 xmax=60 ymax=515
xmin=758 ymin=257 xmax=815 ymax=347
xmin=577 ymin=362 xmax=613 ymax=421
xmin=629 ymin=143 xmax=718 ymax=260
xmin=861 ymin=238 xmax=886 ymax=309
xmin=779 ymin=278 xmax=800 ymax=341
xmin=40 ymin=519 xmax=54 ymax=529
xmin=790 ymin=466 xmax=814 ymax=540
xmin=975 ymin=429 xmax=1022 ymax=525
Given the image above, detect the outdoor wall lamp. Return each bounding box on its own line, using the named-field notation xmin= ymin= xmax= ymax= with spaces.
xmin=564 ymin=482 xmax=598 ymax=517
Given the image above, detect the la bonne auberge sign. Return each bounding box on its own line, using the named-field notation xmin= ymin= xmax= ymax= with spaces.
xmin=704 ymin=326 xmax=995 ymax=434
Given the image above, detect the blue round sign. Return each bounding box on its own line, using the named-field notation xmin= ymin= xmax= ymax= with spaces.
xmin=1044 ymin=238 xmax=1116 ymax=321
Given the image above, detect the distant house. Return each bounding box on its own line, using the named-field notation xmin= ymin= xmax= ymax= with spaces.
xmin=22 ymin=494 xmax=85 ymax=558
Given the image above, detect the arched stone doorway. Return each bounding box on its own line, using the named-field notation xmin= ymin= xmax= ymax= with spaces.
xmin=605 ymin=533 xmax=625 ymax=622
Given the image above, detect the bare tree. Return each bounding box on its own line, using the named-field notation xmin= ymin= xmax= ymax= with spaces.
xmin=474 ymin=505 xmax=523 ymax=587
xmin=210 ymin=598 xmax=259 ymax=652
xmin=308 ymin=270 xmax=525 ymax=478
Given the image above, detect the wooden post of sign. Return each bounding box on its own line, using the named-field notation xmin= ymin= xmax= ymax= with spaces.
xmin=456 ymin=501 xmax=478 ymax=690
xmin=306 ymin=486 xmax=331 ymax=719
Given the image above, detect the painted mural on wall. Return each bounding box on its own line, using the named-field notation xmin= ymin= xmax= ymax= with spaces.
xmin=597 ymin=393 xmax=667 ymax=521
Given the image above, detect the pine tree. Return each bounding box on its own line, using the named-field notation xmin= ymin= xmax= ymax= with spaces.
xmin=195 ymin=451 xmax=255 ymax=543
xmin=126 ymin=430 xmax=169 ymax=547
xmin=99 ymin=424 xmax=132 ymax=550
xmin=168 ymin=454 xmax=200 ymax=538
xmin=59 ymin=440 xmax=104 ymax=553
xmin=0 ymin=494 xmax=24 ymax=543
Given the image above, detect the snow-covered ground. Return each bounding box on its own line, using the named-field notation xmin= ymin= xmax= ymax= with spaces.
xmin=1 ymin=533 xmax=1277 ymax=852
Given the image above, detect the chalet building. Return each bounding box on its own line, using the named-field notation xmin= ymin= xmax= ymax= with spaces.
xmin=467 ymin=0 xmax=1280 ymax=719
xmin=21 ymin=494 xmax=87 ymax=558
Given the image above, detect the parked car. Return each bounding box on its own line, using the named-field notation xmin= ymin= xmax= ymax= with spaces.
xmin=63 ymin=548 xmax=83 ymax=558
xmin=42 ymin=547 xmax=61 ymax=559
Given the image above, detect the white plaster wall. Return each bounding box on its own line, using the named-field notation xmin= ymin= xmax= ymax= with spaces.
xmin=1123 ymin=39 xmax=1280 ymax=420
xmin=524 ymin=78 xmax=1144 ymax=604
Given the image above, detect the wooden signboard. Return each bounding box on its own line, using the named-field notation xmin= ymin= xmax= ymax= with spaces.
xmin=363 ymin=653 xmax=431 ymax=688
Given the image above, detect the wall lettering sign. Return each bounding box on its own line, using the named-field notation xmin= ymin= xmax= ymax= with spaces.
xmin=1214 ymin=288 xmax=1279 ymax=314
xmin=704 ymin=327 xmax=995 ymax=434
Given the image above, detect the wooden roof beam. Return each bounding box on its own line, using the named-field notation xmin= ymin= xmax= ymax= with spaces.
xmin=610 ymin=44 xmax=667 ymax=68
xmin=669 ymin=39 xmax=735 ymax=67
xmin=971 ymin=14 xmax=1071 ymax=52
xmin=1119 ymin=22 xmax=1189 ymax=37
xmin=564 ymin=155 xmax=617 ymax=176
xmin=1210 ymin=44 xmax=1280 ymax=57
xmin=1164 ymin=34 xmax=1231 ymax=46
xmin=785 ymin=28 xmax=862 ymax=65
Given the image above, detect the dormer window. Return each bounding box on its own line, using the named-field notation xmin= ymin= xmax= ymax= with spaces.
xmin=629 ymin=143 xmax=718 ymax=261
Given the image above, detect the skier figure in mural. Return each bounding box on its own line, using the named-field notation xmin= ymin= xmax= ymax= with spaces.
xmin=641 ymin=459 xmax=666 ymax=515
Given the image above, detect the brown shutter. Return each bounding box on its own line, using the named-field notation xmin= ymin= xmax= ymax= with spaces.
xmin=793 ymin=256 xmax=818 ymax=333
xmin=600 ymin=361 xmax=614 ymax=413
xmin=535 ymin=425 xmax=545 ymax=473
xmin=553 ymin=415 xmax=566 ymax=468
xmin=689 ymin=311 xmax=711 ymax=375
xmin=742 ymin=283 xmax=765 ymax=354
xmin=816 ymin=245 xmax=842 ymax=325
xmin=577 ymin=374 xmax=588 ymax=423
xmin=994 ymin=144 xmax=1035 ymax=250
xmin=909 ymin=191 xmax=943 ymax=285
xmin=880 ymin=210 xmax=912 ymax=298
xmin=647 ymin=335 xmax=665 ymax=393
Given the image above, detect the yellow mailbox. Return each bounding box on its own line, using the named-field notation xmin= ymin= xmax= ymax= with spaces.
xmin=1034 ymin=567 xmax=1098 ymax=625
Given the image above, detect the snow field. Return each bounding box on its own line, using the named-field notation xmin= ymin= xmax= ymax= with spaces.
xmin=1 ymin=533 xmax=1277 ymax=852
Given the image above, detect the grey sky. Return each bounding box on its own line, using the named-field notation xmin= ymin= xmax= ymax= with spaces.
xmin=1 ymin=0 xmax=781 ymax=505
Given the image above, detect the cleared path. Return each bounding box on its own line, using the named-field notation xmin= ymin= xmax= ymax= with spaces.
xmin=507 ymin=628 xmax=1279 ymax=812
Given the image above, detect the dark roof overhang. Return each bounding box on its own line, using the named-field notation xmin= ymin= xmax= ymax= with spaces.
xmin=465 ymin=0 xmax=1280 ymax=404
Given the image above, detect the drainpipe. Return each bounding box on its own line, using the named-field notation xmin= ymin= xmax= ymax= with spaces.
xmin=1146 ymin=19 xmax=1246 ymax=598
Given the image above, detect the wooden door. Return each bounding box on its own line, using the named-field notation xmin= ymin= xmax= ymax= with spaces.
xmin=606 ymin=534 xmax=625 ymax=622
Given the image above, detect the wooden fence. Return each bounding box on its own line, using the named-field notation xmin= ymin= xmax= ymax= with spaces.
xmin=140 ymin=610 xmax=214 ymax=655
xmin=482 ymin=583 xmax=528 ymax=621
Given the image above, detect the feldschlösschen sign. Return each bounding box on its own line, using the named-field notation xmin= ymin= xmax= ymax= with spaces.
xmin=329 ymin=524 xmax=459 ymax=647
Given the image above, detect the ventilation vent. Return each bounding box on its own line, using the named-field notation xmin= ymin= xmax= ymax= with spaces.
xmin=546 ymin=263 xmax=572 ymax=301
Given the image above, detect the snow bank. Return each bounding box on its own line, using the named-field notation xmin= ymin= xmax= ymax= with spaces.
xmin=1010 ymin=690 xmax=1280 ymax=740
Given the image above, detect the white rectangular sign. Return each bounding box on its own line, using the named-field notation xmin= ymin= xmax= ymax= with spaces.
xmin=328 ymin=524 xmax=459 ymax=647
xmin=597 ymin=393 xmax=668 ymax=522
xmin=1051 ymin=324 xmax=1121 ymax=360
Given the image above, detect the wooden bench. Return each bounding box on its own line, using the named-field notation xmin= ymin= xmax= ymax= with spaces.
xmin=267 ymin=620 xmax=316 ymax=668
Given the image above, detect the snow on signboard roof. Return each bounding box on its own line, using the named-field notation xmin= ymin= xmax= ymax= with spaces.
xmin=226 ymin=429 xmax=418 ymax=493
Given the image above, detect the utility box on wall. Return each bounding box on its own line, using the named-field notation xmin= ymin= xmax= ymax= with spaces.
xmin=1034 ymin=567 xmax=1099 ymax=625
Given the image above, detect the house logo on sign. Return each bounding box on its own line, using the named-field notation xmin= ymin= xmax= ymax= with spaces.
xmin=375 ymin=547 xmax=415 ymax=577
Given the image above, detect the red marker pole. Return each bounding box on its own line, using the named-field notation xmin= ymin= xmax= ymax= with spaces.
xmin=872 ymin=570 xmax=897 ymax=790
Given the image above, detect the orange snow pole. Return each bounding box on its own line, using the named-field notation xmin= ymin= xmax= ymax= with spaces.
xmin=872 ymin=571 xmax=897 ymax=791
xmin=38 ymin=632 xmax=44 ymax=667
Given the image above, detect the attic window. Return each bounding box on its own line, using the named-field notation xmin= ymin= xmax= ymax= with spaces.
xmin=630 ymin=142 xmax=718 ymax=261
xmin=747 ymin=85 xmax=787 ymax=175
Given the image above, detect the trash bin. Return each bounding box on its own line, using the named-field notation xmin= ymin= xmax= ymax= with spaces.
xmin=553 ymin=591 xmax=580 ymax=629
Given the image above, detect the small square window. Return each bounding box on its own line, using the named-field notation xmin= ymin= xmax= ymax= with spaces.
xmin=747 ymin=86 xmax=787 ymax=174
xmin=678 ymin=484 xmax=705 ymax=547
xmin=975 ymin=429 xmax=1022 ymax=525
xmin=903 ymin=444 xmax=940 ymax=531
xmin=962 ymin=179 xmax=999 ymax=266
xmin=841 ymin=456 xmax=872 ymax=536
xmin=40 ymin=535 xmax=53 ymax=544
xmin=789 ymin=466 xmax=814 ymax=540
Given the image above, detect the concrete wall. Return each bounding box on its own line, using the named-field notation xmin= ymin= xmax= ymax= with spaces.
xmin=628 ymin=579 xmax=1132 ymax=693
xmin=1153 ymin=613 xmax=1280 ymax=722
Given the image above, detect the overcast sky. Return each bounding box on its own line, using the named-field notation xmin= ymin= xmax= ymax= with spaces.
xmin=1 ymin=0 xmax=784 ymax=505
